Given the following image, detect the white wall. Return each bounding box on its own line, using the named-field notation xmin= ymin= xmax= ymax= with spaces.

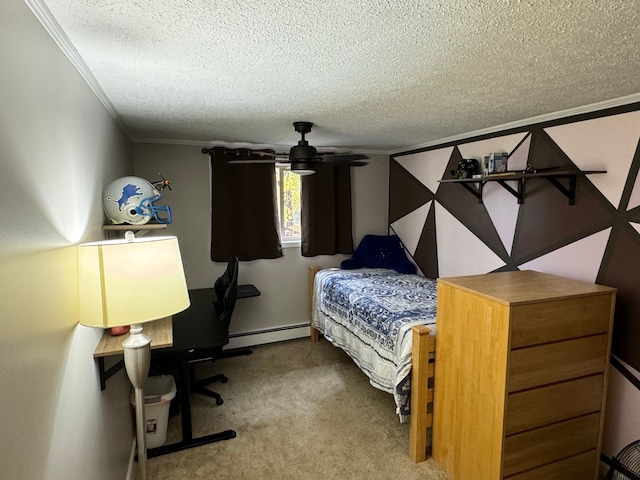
xmin=133 ymin=143 xmax=389 ymax=344
xmin=0 ymin=1 xmax=134 ymax=478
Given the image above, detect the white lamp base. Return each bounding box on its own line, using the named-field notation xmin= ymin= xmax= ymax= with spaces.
xmin=122 ymin=323 xmax=151 ymax=480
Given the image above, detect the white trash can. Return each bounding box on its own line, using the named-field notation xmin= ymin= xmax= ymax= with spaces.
xmin=130 ymin=374 xmax=177 ymax=449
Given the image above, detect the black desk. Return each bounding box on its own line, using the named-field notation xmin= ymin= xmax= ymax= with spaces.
xmin=147 ymin=285 xmax=259 ymax=458
xmin=237 ymin=283 xmax=261 ymax=299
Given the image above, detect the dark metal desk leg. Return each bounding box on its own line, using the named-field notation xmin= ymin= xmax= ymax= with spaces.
xmin=146 ymin=358 xmax=236 ymax=459
xmin=98 ymin=357 xmax=125 ymax=391
xmin=221 ymin=349 xmax=253 ymax=358
xmin=178 ymin=359 xmax=193 ymax=442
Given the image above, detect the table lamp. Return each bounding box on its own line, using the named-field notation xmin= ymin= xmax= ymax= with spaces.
xmin=78 ymin=232 xmax=190 ymax=480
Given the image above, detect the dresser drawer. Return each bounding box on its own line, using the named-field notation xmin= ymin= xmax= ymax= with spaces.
xmin=508 ymin=335 xmax=608 ymax=392
xmin=502 ymin=413 xmax=600 ymax=477
xmin=505 ymin=374 xmax=604 ymax=435
xmin=511 ymin=294 xmax=612 ymax=348
xmin=504 ymin=450 xmax=597 ymax=480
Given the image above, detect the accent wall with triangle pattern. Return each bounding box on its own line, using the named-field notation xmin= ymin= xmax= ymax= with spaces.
xmin=390 ymin=103 xmax=640 ymax=458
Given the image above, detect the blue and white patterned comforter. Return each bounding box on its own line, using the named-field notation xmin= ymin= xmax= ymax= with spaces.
xmin=311 ymin=268 xmax=437 ymax=422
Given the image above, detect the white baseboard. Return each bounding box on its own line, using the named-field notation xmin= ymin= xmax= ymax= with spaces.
xmin=226 ymin=324 xmax=310 ymax=350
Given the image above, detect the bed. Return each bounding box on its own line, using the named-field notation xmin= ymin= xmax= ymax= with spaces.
xmin=309 ymin=266 xmax=437 ymax=462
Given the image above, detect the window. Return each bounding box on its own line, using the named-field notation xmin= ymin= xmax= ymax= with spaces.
xmin=275 ymin=165 xmax=302 ymax=243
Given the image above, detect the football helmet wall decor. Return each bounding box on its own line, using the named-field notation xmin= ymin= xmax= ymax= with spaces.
xmin=103 ymin=175 xmax=172 ymax=225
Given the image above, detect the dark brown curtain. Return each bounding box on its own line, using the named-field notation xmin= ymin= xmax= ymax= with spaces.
xmin=210 ymin=147 xmax=282 ymax=262
xmin=301 ymin=163 xmax=353 ymax=257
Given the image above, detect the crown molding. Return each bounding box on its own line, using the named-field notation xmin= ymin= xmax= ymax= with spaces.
xmin=25 ymin=0 xmax=131 ymax=137
xmin=390 ymin=92 xmax=640 ymax=155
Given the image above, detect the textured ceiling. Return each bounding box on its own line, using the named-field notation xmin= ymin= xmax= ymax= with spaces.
xmin=36 ymin=0 xmax=640 ymax=152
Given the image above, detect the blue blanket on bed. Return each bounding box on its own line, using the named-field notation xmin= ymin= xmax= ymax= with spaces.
xmin=312 ymin=268 xmax=437 ymax=421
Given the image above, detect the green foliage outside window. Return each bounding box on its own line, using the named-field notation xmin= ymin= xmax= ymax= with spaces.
xmin=276 ymin=167 xmax=301 ymax=240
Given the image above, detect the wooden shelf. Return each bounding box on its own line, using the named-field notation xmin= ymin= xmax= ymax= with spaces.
xmin=93 ymin=317 xmax=173 ymax=358
xmin=438 ymin=170 xmax=606 ymax=205
xmin=102 ymin=223 xmax=167 ymax=239
xmin=93 ymin=317 xmax=173 ymax=390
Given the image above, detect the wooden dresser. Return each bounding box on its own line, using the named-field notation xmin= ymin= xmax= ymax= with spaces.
xmin=432 ymin=270 xmax=616 ymax=480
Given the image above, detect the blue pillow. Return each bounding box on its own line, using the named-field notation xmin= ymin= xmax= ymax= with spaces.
xmin=340 ymin=234 xmax=416 ymax=274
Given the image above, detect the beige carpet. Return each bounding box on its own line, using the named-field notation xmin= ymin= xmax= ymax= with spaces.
xmin=139 ymin=338 xmax=449 ymax=480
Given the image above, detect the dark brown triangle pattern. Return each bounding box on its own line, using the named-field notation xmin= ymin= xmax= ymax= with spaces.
xmin=389 ymin=158 xmax=434 ymax=224
xmin=413 ymin=202 xmax=438 ymax=278
xmin=620 ymin=138 xmax=640 ymax=219
xmin=599 ymin=223 xmax=640 ymax=370
xmin=510 ymin=130 xmax=614 ymax=263
xmin=436 ymin=146 xmax=509 ymax=259
xmin=389 ymin=107 xmax=640 ymax=376
xmin=595 ymin=137 xmax=640 ymax=371
xmin=626 ymin=207 xmax=640 ymax=223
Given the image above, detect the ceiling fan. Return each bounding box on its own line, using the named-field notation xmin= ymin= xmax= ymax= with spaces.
xmin=225 ymin=122 xmax=369 ymax=175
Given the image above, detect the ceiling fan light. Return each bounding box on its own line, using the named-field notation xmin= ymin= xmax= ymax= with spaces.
xmin=293 ymin=170 xmax=315 ymax=176
xmin=291 ymin=161 xmax=316 ymax=176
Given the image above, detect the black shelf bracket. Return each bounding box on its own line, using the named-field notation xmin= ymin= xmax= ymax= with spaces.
xmin=98 ymin=357 xmax=124 ymax=391
xmin=496 ymin=179 xmax=525 ymax=204
xmin=439 ymin=169 xmax=604 ymax=206
xmin=545 ymin=175 xmax=577 ymax=205
xmin=460 ymin=181 xmax=485 ymax=203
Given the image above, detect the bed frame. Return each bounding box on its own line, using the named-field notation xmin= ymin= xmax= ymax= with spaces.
xmin=308 ymin=266 xmax=436 ymax=463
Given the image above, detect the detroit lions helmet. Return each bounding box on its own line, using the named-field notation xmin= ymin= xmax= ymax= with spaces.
xmin=103 ymin=176 xmax=172 ymax=225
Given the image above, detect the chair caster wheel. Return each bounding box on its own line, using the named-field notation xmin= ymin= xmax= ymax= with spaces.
xmin=221 ymin=376 xmax=228 ymax=383
xmin=216 ymin=398 xmax=224 ymax=406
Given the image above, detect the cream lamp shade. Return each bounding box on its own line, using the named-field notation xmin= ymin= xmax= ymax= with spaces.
xmin=78 ymin=235 xmax=190 ymax=328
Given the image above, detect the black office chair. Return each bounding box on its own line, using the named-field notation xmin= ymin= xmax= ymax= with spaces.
xmin=189 ymin=256 xmax=238 ymax=405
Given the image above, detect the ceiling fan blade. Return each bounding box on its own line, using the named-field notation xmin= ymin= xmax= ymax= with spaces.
xmin=319 ymin=153 xmax=369 ymax=166
xmin=205 ymin=123 xmax=369 ymax=170
xmin=250 ymin=150 xmax=280 ymax=157
xmin=226 ymin=158 xmax=280 ymax=164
